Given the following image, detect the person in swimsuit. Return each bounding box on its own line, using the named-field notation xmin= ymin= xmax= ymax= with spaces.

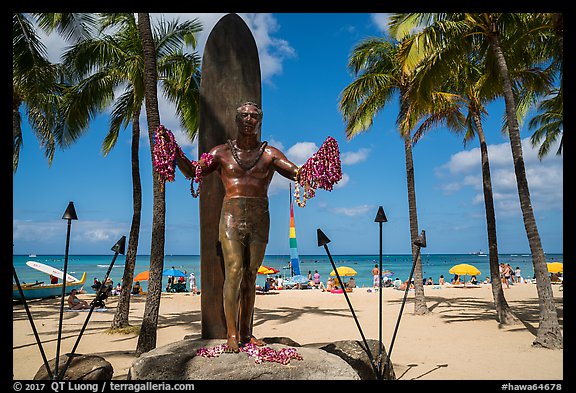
xmin=174 ymin=102 xmax=299 ymax=352
xmin=67 ymin=289 xmax=89 ymax=310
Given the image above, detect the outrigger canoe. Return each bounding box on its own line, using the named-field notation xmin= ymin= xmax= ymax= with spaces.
xmin=13 ymin=272 xmax=87 ymax=301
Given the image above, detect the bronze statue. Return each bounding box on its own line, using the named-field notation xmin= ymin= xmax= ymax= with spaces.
xmin=174 ymin=102 xmax=299 ymax=352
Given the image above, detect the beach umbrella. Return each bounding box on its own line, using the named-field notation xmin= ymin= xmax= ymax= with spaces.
xmin=547 ymin=262 xmax=563 ymax=274
xmin=330 ymin=266 xmax=357 ymax=277
xmin=449 ymin=263 xmax=481 ymax=276
xmin=286 ymin=274 xmax=309 ymax=284
xmin=258 ymin=266 xmax=276 ymax=275
xmin=162 ymin=268 xmax=186 ymax=277
xmin=133 ymin=271 xmax=149 ymax=282
xmin=449 ymin=263 xmax=481 ymax=287
xmin=258 ymin=265 xmax=279 ymax=274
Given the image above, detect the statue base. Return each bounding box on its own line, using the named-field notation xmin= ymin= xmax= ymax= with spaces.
xmin=128 ymin=337 xmax=396 ymax=380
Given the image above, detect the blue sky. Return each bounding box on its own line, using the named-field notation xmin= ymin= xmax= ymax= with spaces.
xmin=13 ymin=13 xmax=563 ymax=256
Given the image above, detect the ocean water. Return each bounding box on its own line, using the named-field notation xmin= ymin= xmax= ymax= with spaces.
xmin=13 ymin=253 xmax=563 ymax=294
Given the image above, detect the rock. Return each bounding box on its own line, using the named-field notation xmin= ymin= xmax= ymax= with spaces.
xmin=129 ymin=338 xmax=359 ymax=380
xmin=311 ymin=339 xmax=396 ymax=380
xmin=34 ymin=354 xmax=113 ymax=380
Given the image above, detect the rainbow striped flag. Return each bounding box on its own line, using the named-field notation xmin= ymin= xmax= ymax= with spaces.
xmin=289 ymin=185 xmax=301 ymax=276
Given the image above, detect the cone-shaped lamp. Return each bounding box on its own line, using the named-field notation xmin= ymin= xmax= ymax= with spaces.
xmin=414 ymin=230 xmax=427 ymax=248
xmin=316 ymin=228 xmax=331 ymax=247
xmin=111 ymin=235 xmax=126 ymax=255
xmin=374 ymin=206 xmax=387 ymax=223
xmin=62 ymin=202 xmax=78 ymax=220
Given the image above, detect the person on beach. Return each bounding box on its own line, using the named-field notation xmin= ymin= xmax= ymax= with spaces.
xmin=372 ymin=264 xmax=380 ymax=288
xmin=67 ymin=289 xmax=90 ymax=310
xmin=173 ymin=102 xmax=300 ymax=353
xmin=325 ymin=277 xmax=335 ymax=291
xmin=452 ymin=274 xmax=461 ymax=285
xmin=439 ymin=275 xmax=446 ymax=285
xmin=188 ymin=272 xmax=197 ymax=294
xmin=132 ymin=281 xmax=142 ymax=295
xmin=313 ymin=270 xmax=321 ymax=287
xmin=346 ymin=277 xmax=357 ymax=289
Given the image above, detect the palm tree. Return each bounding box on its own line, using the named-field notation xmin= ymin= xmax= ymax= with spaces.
xmin=136 ymin=12 xmax=165 ymax=356
xmin=390 ymin=13 xmax=562 ymax=349
xmin=59 ymin=13 xmax=201 ymax=332
xmin=12 ymin=13 xmax=95 ymax=172
xmin=405 ymin=46 xmax=518 ymax=324
xmin=527 ymin=13 xmax=562 ymax=160
xmin=339 ymin=38 xmax=429 ymax=315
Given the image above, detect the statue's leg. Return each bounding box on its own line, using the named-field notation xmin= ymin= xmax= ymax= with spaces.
xmin=239 ymin=241 xmax=267 ymax=346
xmin=220 ymin=237 xmax=244 ymax=353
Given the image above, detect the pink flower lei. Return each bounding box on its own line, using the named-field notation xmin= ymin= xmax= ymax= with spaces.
xmin=295 ymin=136 xmax=342 ymax=207
xmin=152 ymin=125 xmax=213 ymax=198
xmin=196 ymin=343 xmax=302 ymax=365
xmin=152 ymin=125 xmax=183 ymax=189
xmin=190 ymin=153 xmax=214 ymax=198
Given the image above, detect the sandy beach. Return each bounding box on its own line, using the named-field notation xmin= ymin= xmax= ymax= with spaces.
xmin=12 ymin=283 xmax=563 ymax=381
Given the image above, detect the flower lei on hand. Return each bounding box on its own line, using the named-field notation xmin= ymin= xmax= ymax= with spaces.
xmin=294 ymin=136 xmax=342 ymax=207
xmin=189 ymin=153 xmax=214 ymax=198
xmin=152 ymin=125 xmax=183 ymax=190
xmin=152 ymin=124 xmax=214 ymax=197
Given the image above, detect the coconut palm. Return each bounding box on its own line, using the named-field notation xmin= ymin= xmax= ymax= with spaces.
xmin=390 ymin=12 xmax=562 ymax=349
xmin=339 ymin=38 xmax=429 ymax=315
xmin=405 ymin=46 xmax=519 ymax=324
xmin=12 ymin=13 xmax=95 ymax=173
xmin=59 ymin=13 xmax=201 ymax=333
xmin=136 ymin=12 xmax=165 ymax=356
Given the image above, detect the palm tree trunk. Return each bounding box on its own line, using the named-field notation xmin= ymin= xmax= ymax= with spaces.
xmin=136 ymin=12 xmax=166 ymax=356
xmin=473 ymin=113 xmax=518 ymax=325
xmin=403 ymin=134 xmax=428 ymax=315
xmin=487 ymin=28 xmax=562 ymax=349
xmin=112 ymin=112 xmax=143 ymax=329
xmin=13 ymin=93 xmax=23 ymax=172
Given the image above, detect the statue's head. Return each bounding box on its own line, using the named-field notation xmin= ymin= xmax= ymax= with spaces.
xmin=236 ymin=101 xmax=262 ymax=136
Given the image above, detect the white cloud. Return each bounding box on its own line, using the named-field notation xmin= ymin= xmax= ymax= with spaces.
xmin=286 ymin=142 xmax=319 ymax=166
xmin=13 ymin=219 xmax=127 ymax=245
xmin=341 ymin=148 xmax=370 ymax=165
xmin=436 ymin=138 xmax=563 ymax=215
xmin=332 ymin=204 xmax=373 ymax=217
xmin=370 ymin=13 xmax=393 ymax=35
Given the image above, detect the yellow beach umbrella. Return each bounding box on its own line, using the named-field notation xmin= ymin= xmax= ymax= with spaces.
xmin=547 ymin=262 xmax=563 ymax=274
xmin=449 ymin=263 xmax=481 ymax=276
xmin=258 ymin=265 xmax=276 ymax=275
xmin=330 ymin=266 xmax=357 ymax=277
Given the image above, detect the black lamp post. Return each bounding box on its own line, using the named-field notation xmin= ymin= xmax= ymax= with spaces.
xmin=373 ymin=206 xmax=387 ymax=377
xmin=58 ymin=236 xmax=126 ymax=380
xmin=383 ymin=229 xmax=427 ymax=377
xmin=317 ymin=228 xmax=380 ymax=378
xmin=55 ymin=202 xmax=78 ymax=379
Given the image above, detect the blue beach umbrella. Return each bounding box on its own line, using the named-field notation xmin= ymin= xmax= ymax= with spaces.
xmin=162 ymin=268 xmax=186 ymax=277
xmin=285 ymin=275 xmax=309 ymax=284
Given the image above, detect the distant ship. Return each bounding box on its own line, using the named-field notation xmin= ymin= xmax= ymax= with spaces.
xmin=471 ymin=250 xmax=487 ymax=256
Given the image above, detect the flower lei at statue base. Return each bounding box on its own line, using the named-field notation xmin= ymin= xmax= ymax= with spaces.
xmin=196 ymin=342 xmax=302 ymax=365
xmin=152 ymin=125 xmax=213 ymax=197
xmin=295 ymin=136 xmax=342 ymax=207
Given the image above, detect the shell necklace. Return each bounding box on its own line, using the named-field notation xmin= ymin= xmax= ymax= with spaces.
xmin=227 ymin=139 xmax=268 ymax=171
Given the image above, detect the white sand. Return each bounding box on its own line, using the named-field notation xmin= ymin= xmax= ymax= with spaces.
xmin=12 ymin=283 xmax=563 ymax=380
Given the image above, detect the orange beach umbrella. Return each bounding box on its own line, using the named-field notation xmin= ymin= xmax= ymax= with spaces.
xmin=133 ymin=270 xmax=150 ymax=282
